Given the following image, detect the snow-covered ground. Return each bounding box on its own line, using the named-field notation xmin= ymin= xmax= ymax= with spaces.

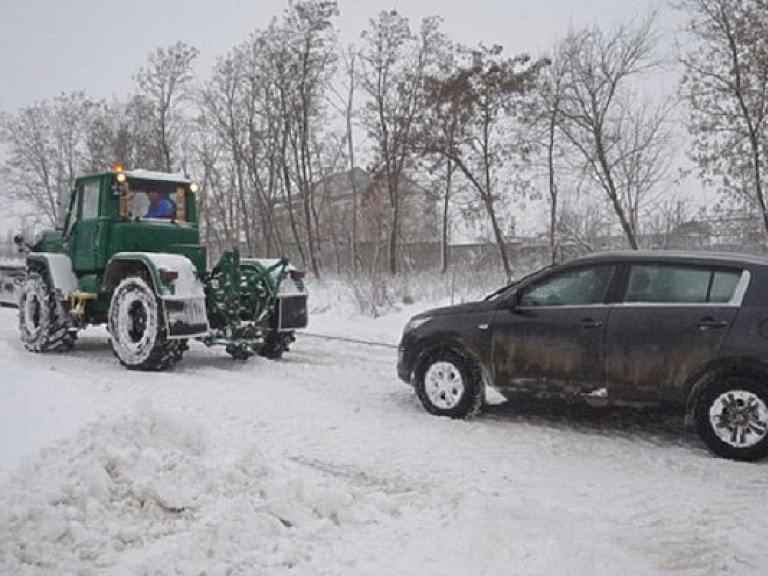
xmin=1 ymin=287 xmax=768 ymax=575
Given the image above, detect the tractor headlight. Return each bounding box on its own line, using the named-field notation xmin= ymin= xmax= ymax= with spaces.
xmin=189 ymin=181 xmax=200 ymax=193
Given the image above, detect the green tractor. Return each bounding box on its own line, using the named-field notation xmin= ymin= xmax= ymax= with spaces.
xmin=14 ymin=167 xmax=308 ymax=370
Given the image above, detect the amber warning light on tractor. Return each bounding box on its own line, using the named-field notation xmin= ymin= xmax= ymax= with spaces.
xmin=113 ymin=163 xmax=127 ymax=183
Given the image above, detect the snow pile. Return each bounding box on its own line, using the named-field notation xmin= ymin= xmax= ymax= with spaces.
xmin=0 ymin=401 xmax=407 ymax=575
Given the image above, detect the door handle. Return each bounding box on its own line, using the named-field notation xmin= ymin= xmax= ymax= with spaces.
xmin=696 ymin=318 xmax=729 ymax=330
xmin=91 ymin=226 xmax=99 ymax=253
xmin=579 ymin=318 xmax=603 ymax=330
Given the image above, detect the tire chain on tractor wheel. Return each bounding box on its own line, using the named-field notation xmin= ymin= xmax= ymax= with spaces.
xmin=110 ymin=326 xmax=183 ymax=371
xmin=108 ymin=276 xmax=186 ymax=371
xmin=19 ymin=271 xmax=77 ymax=353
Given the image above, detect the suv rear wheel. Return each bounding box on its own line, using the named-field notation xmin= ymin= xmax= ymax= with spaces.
xmin=415 ymin=349 xmax=483 ymax=418
xmin=695 ymin=376 xmax=768 ymax=461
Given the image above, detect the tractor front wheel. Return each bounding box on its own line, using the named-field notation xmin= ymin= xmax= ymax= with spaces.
xmin=108 ymin=276 xmax=177 ymax=371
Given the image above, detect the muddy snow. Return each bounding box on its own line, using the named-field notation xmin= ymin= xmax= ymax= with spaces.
xmin=1 ymin=290 xmax=767 ymax=575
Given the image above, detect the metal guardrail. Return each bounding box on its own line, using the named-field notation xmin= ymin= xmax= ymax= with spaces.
xmin=0 ymin=263 xmax=24 ymax=307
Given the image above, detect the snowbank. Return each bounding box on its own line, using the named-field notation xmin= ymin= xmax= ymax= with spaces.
xmin=0 ymin=402 xmax=418 ymax=575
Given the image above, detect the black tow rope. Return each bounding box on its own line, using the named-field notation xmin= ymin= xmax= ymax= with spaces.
xmin=301 ymin=332 xmax=398 ymax=349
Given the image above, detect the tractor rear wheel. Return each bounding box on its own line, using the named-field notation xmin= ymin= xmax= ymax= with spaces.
xmin=108 ymin=276 xmax=177 ymax=371
xmin=258 ymin=331 xmax=294 ymax=360
xmin=18 ymin=271 xmax=76 ymax=352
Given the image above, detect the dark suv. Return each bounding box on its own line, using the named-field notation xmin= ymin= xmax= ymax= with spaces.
xmin=398 ymin=251 xmax=768 ymax=461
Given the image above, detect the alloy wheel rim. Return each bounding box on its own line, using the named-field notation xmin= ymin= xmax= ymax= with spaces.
xmin=424 ymin=361 xmax=464 ymax=409
xmin=709 ymin=390 xmax=768 ymax=448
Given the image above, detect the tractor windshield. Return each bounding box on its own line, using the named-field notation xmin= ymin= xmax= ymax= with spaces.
xmin=127 ymin=179 xmax=187 ymax=221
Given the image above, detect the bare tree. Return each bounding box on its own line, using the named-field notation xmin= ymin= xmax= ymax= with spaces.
xmin=557 ymin=14 xmax=674 ymax=249
xmin=359 ymin=11 xmax=444 ymax=275
xmin=337 ymin=45 xmax=361 ymax=271
xmin=642 ymin=198 xmax=696 ymax=248
xmin=531 ymin=45 xmax=569 ymax=263
xmin=418 ymin=37 xmax=461 ymax=273
xmin=422 ymin=45 xmax=548 ymax=279
xmin=84 ymin=95 xmax=165 ymax=172
xmin=285 ymin=0 xmax=338 ymax=277
xmin=198 ymin=49 xmax=260 ymax=256
xmin=556 ymin=193 xmax=613 ymax=253
xmin=0 ymin=92 xmax=96 ymax=226
xmin=135 ymin=41 xmax=199 ymax=172
xmin=678 ymin=0 xmax=768 ymax=241
xmin=196 ymin=54 xmax=248 ymax=257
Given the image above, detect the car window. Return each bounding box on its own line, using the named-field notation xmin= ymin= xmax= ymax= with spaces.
xmin=710 ymin=270 xmax=742 ymax=303
xmin=625 ymin=265 xmax=742 ymax=304
xmin=519 ymin=265 xmax=614 ymax=307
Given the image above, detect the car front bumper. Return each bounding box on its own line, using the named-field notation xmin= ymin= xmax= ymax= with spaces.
xmin=397 ymin=346 xmax=414 ymax=385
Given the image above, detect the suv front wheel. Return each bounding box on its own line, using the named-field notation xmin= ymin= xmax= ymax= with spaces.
xmin=415 ymin=349 xmax=483 ymax=419
xmin=695 ymin=376 xmax=768 ymax=461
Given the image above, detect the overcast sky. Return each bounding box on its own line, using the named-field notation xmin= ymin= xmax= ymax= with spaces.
xmin=0 ymin=0 xmax=676 ymax=114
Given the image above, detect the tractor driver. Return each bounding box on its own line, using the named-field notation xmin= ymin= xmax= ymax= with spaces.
xmin=146 ymin=191 xmax=176 ymax=218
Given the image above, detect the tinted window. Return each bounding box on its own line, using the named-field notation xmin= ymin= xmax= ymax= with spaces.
xmin=625 ymin=265 xmax=742 ymax=304
xmin=519 ymin=265 xmax=614 ymax=307
xmin=710 ymin=271 xmax=742 ymax=303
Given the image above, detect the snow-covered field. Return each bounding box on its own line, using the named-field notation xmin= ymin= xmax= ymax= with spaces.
xmin=1 ymin=287 xmax=768 ymax=575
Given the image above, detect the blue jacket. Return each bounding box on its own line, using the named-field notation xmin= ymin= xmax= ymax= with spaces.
xmin=147 ymin=196 xmax=176 ymax=218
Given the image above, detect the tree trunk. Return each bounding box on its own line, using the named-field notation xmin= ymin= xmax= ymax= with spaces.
xmin=547 ymin=109 xmax=558 ymax=264
xmin=485 ymin=194 xmax=512 ymax=280
xmin=440 ymin=161 xmax=454 ymax=273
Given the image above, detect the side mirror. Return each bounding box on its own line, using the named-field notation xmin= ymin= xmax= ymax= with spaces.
xmin=13 ymin=234 xmax=29 ymax=252
xmin=495 ymin=289 xmax=518 ymax=310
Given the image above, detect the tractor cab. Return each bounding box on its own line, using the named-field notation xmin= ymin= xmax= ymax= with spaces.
xmin=58 ymin=168 xmax=206 ymax=290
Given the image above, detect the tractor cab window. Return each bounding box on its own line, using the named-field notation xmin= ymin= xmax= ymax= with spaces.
xmin=63 ymin=190 xmax=78 ymax=238
xmin=81 ymin=181 xmax=100 ymax=220
xmin=63 ymin=180 xmax=99 ymax=238
xmin=127 ymin=180 xmax=179 ymax=220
